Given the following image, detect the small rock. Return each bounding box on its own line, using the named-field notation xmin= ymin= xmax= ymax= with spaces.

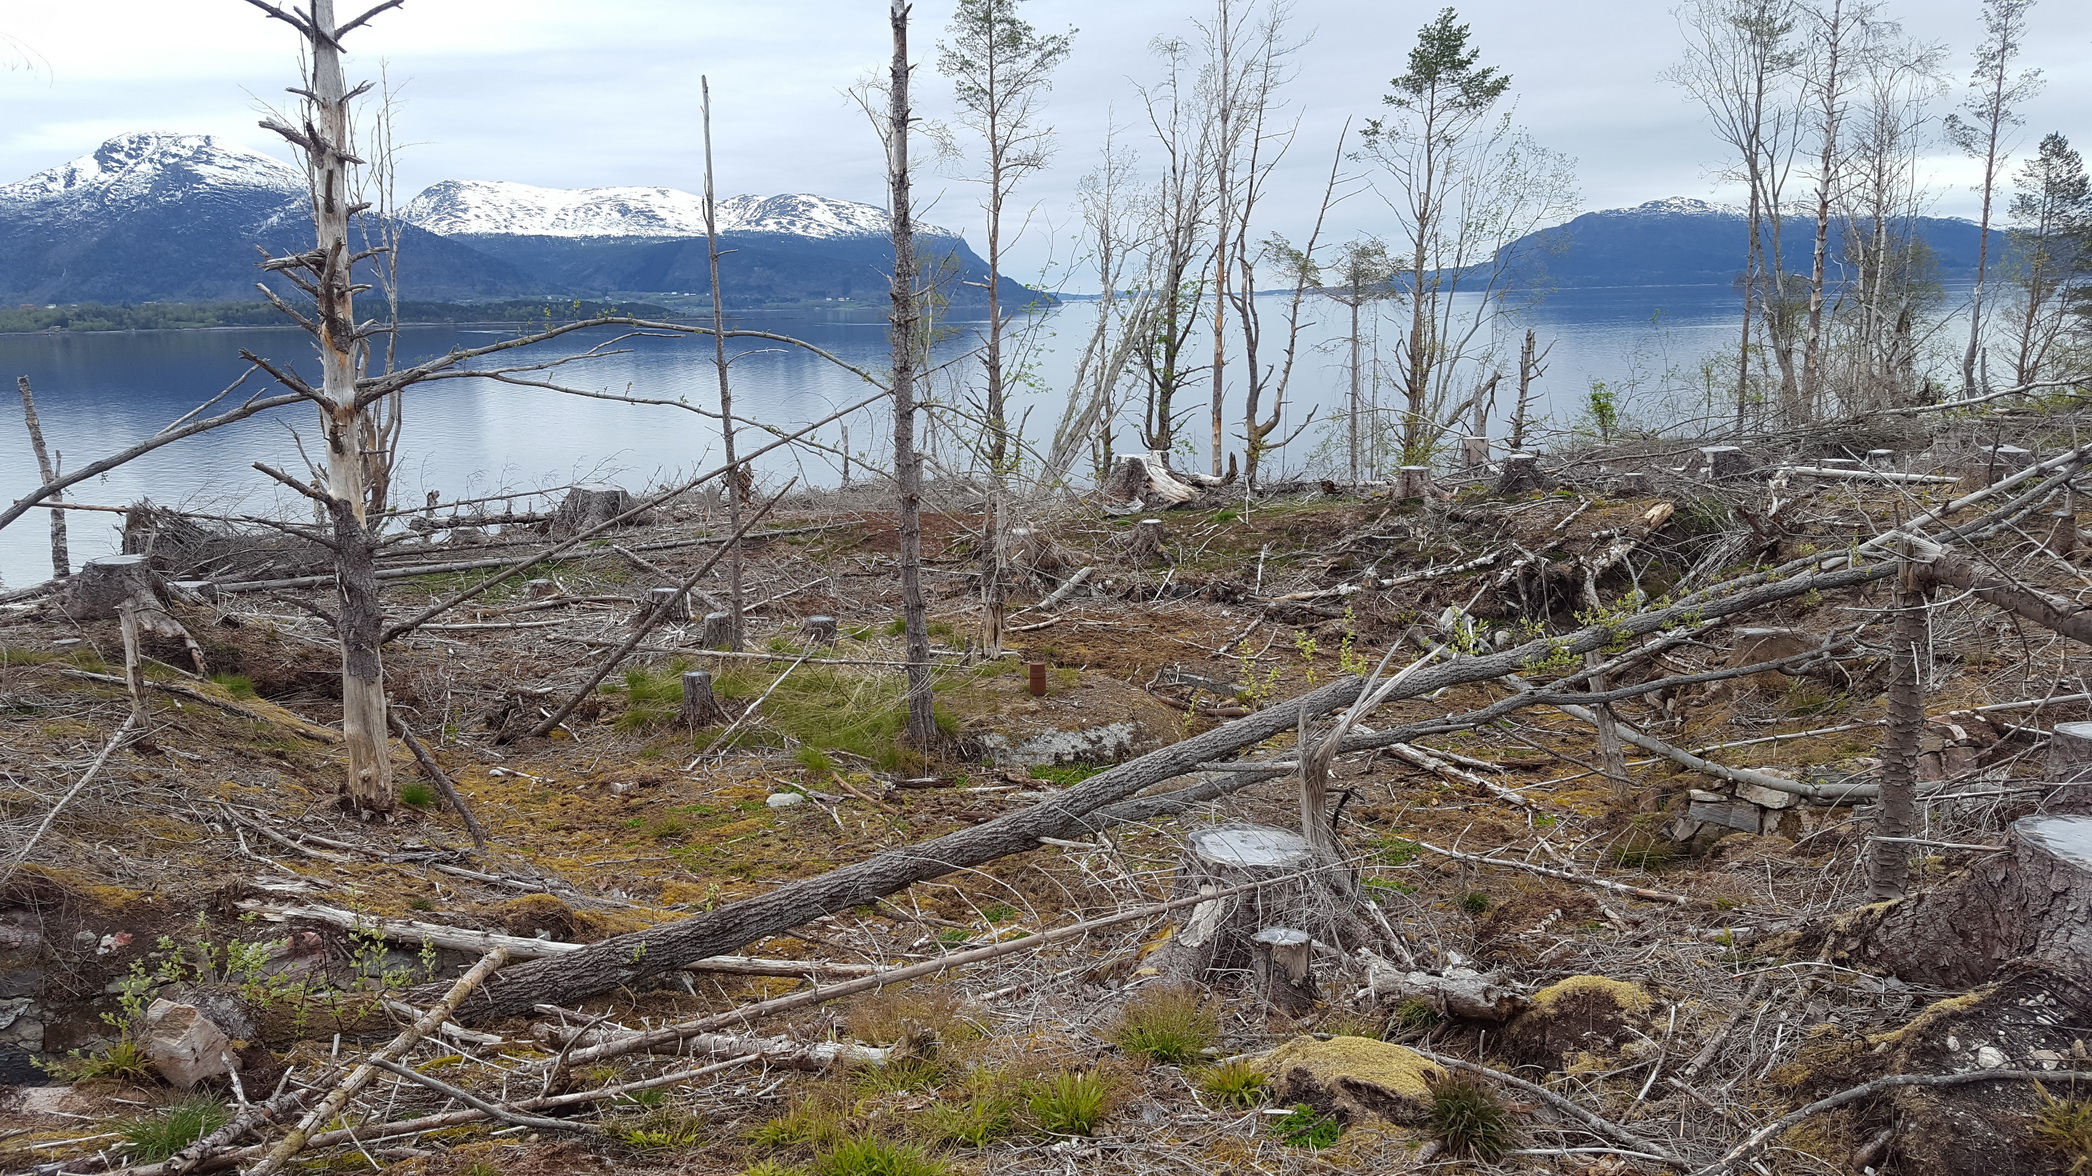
xmin=142 ymin=999 xmax=233 ymax=1088
xmin=1975 ymin=1045 xmax=2008 ymax=1069
xmin=765 ymin=791 xmax=805 ymax=808
xmin=97 ymin=931 xmax=133 ymax=956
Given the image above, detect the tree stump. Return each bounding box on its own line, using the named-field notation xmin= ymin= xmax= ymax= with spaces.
xmin=526 ymin=578 xmax=558 ymax=598
xmin=699 ymin=612 xmax=734 ymax=650
xmin=1098 ymin=453 xmax=1203 ymax=515
xmin=643 ymin=587 xmax=690 ymax=624
xmin=1498 ymin=451 xmax=1542 ymax=495
xmin=2043 ymin=509 xmax=2081 ymax=559
xmin=1154 ymin=825 xmax=1346 ymax=984
xmin=1251 ymin=927 xmax=1317 ymax=1015
xmin=802 ymin=615 xmax=838 ymax=645
xmin=1816 ymin=814 xmax=2092 ymax=988
xmin=1990 ymin=444 xmax=2034 ymax=484
xmin=1616 ymin=470 xmax=1650 ymax=496
xmin=548 ymin=484 xmax=637 ymax=538
xmin=1396 ymin=466 xmax=1434 ymax=500
xmin=1867 ymin=448 xmax=1896 ymax=468
xmin=1126 ymin=518 xmax=1169 ymax=567
xmin=58 ymin=555 xmax=170 ymax=622
xmin=1700 ymin=445 xmax=1754 ymax=481
xmin=680 ymin=671 xmax=727 ymax=727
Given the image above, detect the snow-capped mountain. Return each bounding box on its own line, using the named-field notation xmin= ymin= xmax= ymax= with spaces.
xmin=0 ymin=133 xmax=535 ymax=303
xmin=0 ymin=133 xmax=1030 ymax=309
xmin=1590 ymin=196 xmax=1748 ymax=219
xmin=0 ymin=132 xmax=303 ymax=223
xmin=402 ymin=180 xmax=943 ymax=240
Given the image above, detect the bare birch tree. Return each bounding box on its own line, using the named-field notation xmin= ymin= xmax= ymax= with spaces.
xmin=1046 ymin=125 xmax=1148 ymax=483
xmin=1322 ymin=237 xmax=1396 ymax=482
xmin=938 ymin=0 xmax=1071 ymax=657
xmin=1670 ymin=0 xmax=1803 ymax=426
xmin=1831 ymin=28 xmax=1947 ymax=410
xmin=1132 ymin=37 xmax=1216 ymax=458
xmin=1945 ymin=0 xmax=2042 ymax=397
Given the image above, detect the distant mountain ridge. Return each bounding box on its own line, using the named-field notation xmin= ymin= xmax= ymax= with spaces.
xmin=0 ymin=133 xmax=1035 ymax=310
xmin=1495 ymin=196 xmax=1990 ymax=288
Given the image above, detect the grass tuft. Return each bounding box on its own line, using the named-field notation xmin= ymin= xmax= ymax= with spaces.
xmin=750 ymin=1101 xmax=848 ymax=1149
xmin=399 ymin=782 xmax=437 ymax=808
xmin=66 ymin=1038 xmax=153 ymax=1082
xmin=1197 ymin=1059 xmax=1268 ymax=1108
xmin=1422 ymin=1072 xmax=1520 ymax=1161
xmin=209 ymin=672 xmax=258 ymax=698
xmin=120 ymin=1098 xmax=230 ymax=1162
xmin=2037 ymin=1087 xmax=2092 ymax=1175
xmin=811 ymin=1138 xmax=950 ymax=1176
xmin=916 ymin=1079 xmax=1018 ymax=1147
xmin=1112 ymin=985 xmax=1217 ymax=1064
xmin=611 ymin=1104 xmax=706 ymax=1149
xmin=1027 ymin=1070 xmax=1111 ymax=1136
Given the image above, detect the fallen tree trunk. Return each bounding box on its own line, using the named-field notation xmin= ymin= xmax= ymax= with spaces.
xmin=414 ymin=456 xmax=2088 ymax=1019
xmin=423 ymin=557 xmax=1906 ymax=1021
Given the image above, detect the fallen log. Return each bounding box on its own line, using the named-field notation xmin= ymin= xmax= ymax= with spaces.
xmin=409 ymin=451 xmax=2091 ymax=1019
xmin=419 ymin=555 xmax=1905 ymax=1020
xmin=238 ymin=901 xmax=880 ymax=979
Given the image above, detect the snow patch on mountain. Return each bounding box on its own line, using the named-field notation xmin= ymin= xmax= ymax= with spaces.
xmin=1592 ymin=196 xmax=1749 ymax=218
xmin=0 ymin=133 xmax=302 ymax=218
xmin=402 ymin=179 xmax=947 ymax=240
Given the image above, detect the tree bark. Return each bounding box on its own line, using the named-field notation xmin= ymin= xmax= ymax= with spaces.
xmin=1820 ymin=815 xmax=2092 ymax=989
xmin=701 ymin=77 xmax=745 ymax=652
xmin=888 ymin=0 xmax=936 ymax=746
xmin=1868 ymin=549 xmax=1929 ymax=900
xmin=15 ymin=377 xmax=67 ymax=579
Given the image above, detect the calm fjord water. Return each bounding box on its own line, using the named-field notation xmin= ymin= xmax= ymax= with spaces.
xmin=0 ymin=287 xmax=1753 ymax=588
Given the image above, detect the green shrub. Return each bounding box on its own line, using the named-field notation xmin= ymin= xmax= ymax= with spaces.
xmin=120 ymin=1098 xmax=230 ymax=1162
xmin=1113 ymin=985 xmax=1217 ymax=1064
xmin=1460 ymin=891 xmax=1491 ymax=914
xmin=1422 ymin=1072 xmax=1519 ymax=1160
xmin=1198 ymin=1059 xmax=1267 ymax=1108
xmin=1271 ymin=1103 xmax=1341 ymax=1148
xmin=811 ymin=1138 xmax=949 ymax=1176
xmin=65 ymin=1038 xmax=153 ymax=1082
xmin=1027 ymin=1070 xmax=1111 ymax=1135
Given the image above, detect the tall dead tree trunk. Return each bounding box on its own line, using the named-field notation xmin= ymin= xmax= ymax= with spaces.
xmin=889 ymin=0 xmax=937 ymax=745
xmin=1868 ymin=547 xmax=1930 ymax=900
xmin=701 ymin=77 xmax=745 ymax=652
xmin=15 ymin=377 xmax=67 ymax=579
xmin=252 ymin=0 xmax=394 ymax=813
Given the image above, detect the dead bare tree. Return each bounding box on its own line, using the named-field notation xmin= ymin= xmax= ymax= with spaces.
xmin=14 ymin=377 xmax=66 ymax=579
xmin=937 ymin=0 xmax=1072 ymax=656
xmin=243 ymin=0 xmax=400 ymax=813
xmin=701 ymin=76 xmax=745 ymax=653
xmin=1945 ymin=0 xmax=2043 ymax=397
xmin=888 ymin=0 xmax=936 ymax=745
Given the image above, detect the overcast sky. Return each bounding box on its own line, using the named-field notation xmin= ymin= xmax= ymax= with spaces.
xmin=4 ymin=0 xmax=2089 ymax=283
